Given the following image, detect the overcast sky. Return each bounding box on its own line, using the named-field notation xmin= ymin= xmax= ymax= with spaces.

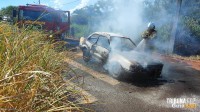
xmin=0 ymin=0 xmax=99 ymax=12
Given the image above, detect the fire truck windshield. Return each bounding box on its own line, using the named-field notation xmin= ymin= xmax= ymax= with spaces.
xmin=19 ymin=10 xmax=53 ymax=22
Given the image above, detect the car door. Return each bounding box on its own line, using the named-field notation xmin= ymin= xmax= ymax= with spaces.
xmin=86 ymin=34 xmax=99 ymax=46
xmin=95 ymin=35 xmax=110 ymax=60
xmin=86 ymin=34 xmax=99 ymax=54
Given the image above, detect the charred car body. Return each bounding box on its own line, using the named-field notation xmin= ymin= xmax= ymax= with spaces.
xmin=79 ymin=32 xmax=163 ymax=79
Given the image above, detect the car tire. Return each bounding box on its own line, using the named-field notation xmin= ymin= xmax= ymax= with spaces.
xmin=82 ymin=48 xmax=91 ymax=62
xmin=108 ymin=61 xmax=123 ymax=80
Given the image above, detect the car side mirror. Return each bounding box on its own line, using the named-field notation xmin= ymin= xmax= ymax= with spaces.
xmin=12 ymin=10 xmax=17 ymax=18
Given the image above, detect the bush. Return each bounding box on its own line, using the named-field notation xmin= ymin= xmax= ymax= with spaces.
xmin=71 ymin=24 xmax=90 ymax=38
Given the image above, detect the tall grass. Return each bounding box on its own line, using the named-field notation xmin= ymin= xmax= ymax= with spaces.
xmin=0 ymin=22 xmax=85 ymax=111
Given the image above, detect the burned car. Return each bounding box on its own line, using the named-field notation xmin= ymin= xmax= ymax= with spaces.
xmin=79 ymin=32 xmax=163 ymax=79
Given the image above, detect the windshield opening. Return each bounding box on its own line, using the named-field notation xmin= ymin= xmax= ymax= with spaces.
xmin=110 ymin=36 xmax=136 ymax=51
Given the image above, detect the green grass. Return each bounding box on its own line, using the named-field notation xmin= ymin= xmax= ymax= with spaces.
xmin=0 ymin=22 xmax=86 ymax=111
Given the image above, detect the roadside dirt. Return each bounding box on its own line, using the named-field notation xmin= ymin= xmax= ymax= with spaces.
xmin=158 ymin=54 xmax=200 ymax=71
xmin=170 ymin=56 xmax=200 ymax=71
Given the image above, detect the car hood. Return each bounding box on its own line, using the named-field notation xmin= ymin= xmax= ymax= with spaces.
xmin=112 ymin=50 xmax=162 ymax=67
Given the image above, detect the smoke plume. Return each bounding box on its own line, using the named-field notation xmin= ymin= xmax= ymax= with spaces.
xmin=98 ymin=0 xmax=146 ymax=42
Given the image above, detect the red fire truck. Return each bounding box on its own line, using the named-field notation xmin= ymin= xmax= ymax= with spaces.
xmin=13 ymin=4 xmax=70 ymax=38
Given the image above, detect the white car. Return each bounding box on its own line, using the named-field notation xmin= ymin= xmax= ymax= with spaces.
xmin=80 ymin=32 xmax=163 ymax=79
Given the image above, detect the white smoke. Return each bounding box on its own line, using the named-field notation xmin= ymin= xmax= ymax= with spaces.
xmin=97 ymin=0 xmax=166 ymax=78
xmin=104 ymin=37 xmax=164 ymax=79
xmin=98 ymin=0 xmax=146 ymax=42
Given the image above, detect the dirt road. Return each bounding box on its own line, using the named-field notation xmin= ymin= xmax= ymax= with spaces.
xmin=65 ymin=51 xmax=200 ymax=112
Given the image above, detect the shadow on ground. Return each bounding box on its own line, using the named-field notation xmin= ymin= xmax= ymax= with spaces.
xmin=120 ymin=75 xmax=175 ymax=87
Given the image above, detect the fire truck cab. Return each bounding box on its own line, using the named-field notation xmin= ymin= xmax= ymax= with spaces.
xmin=13 ymin=4 xmax=70 ymax=38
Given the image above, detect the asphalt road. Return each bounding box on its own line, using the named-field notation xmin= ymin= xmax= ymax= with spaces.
xmin=65 ymin=52 xmax=200 ymax=112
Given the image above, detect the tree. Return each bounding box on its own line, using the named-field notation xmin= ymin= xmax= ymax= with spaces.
xmin=71 ymin=0 xmax=113 ymax=38
xmin=0 ymin=6 xmax=18 ymax=17
xmin=144 ymin=0 xmax=200 ymax=55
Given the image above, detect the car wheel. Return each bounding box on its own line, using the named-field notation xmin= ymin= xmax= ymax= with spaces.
xmin=108 ymin=61 xmax=123 ymax=80
xmin=82 ymin=48 xmax=91 ymax=62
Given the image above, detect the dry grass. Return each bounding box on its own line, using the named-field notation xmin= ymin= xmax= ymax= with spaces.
xmin=0 ymin=22 xmax=86 ymax=111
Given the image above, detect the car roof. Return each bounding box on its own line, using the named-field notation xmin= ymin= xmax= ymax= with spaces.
xmin=90 ymin=32 xmax=136 ymax=46
xmin=92 ymin=32 xmax=126 ymax=38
